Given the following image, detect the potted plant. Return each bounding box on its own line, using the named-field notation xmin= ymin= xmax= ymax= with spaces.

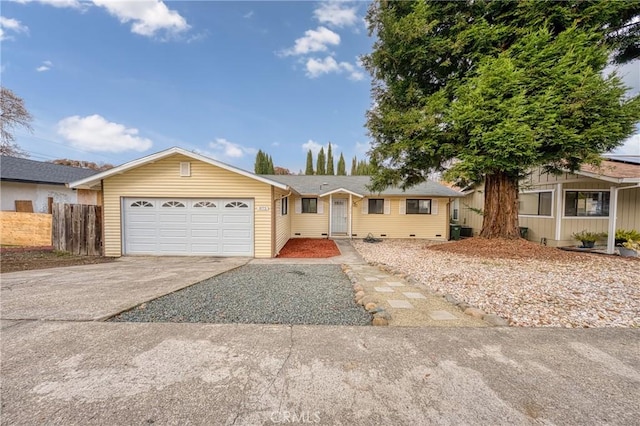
xmin=615 ymin=229 xmax=640 ymax=247
xmin=619 ymin=239 xmax=639 ymax=258
xmin=571 ymin=230 xmax=606 ymax=249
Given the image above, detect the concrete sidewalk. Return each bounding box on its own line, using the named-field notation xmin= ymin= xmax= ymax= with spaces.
xmin=2 ymin=321 xmax=638 ymax=425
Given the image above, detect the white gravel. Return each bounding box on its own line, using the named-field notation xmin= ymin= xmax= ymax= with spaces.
xmin=352 ymin=239 xmax=639 ymax=328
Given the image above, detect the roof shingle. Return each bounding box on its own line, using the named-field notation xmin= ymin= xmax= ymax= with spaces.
xmin=1 ymin=156 xmax=99 ymax=185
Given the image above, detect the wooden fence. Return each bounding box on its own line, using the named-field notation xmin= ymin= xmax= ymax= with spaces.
xmin=52 ymin=203 xmax=103 ymax=256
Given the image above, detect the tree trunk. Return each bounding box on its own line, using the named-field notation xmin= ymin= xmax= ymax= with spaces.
xmin=480 ymin=172 xmax=520 ymax=239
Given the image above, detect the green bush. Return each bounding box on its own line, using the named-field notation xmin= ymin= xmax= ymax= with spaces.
xmin=571 ymin=230 xmax=606 ymax=243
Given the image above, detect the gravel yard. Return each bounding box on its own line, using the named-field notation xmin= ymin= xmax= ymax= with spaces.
xmin=352 ymin=239 xmax=639 ymax=328
xmin=111 ymin=264 xmax=370 ymax=326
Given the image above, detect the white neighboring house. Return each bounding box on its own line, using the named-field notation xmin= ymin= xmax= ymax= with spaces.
xmin=0 ymin=156 xmax=101 ymax=213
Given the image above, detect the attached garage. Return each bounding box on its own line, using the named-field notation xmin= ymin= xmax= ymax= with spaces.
xmin=123 ymin=198 xmax=254 ymax=256
xmin=68 ymin=148 xmax=291 ymax=258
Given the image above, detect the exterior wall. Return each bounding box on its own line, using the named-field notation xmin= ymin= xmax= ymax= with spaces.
xmin=0 ymin=211 xmax=52 ymax=246
xmin=352 ymin=197 xmax=449 ymax=240
xmin=290 ymin=195 xmax=450 ymax=240
xmin=102 ymin=154 xmax=275 ymax=258
xmin=0 ymin=182 xmax=77 ymax=213
xmin=617 ymin=186 xmax=640 ymax=231
xmin=458 ymin=190 xmax=484 ymax=236
xmin=77 ymin=189 xmax=101 ymax=205
xmin=290 ymin=195 xmax=329 ymax=237
xmin=274 ymin=188 xmax=291 ymax=254
xmin=460 ymin=168 xmax=639 ymax=247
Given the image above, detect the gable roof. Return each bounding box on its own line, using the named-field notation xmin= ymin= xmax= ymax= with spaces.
xmin=68 ymin=147 xmax=289 ymax=190
xmin=0 ymin=155 xmax=99 ymax=186
xmin=260 ymin=175 xmax=463 ymax=197
xmin=575 ymin=158 xmax=640 ymax=183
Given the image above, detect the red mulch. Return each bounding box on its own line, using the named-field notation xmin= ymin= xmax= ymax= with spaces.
xmin=277 ymin=238 xmax=341 ymax=258
xmin=426 ymin=237 xmax=602 ymax=262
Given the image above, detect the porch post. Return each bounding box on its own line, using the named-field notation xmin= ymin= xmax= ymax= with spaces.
xmin=554 ymin=183 xmax=562 ymax=243
xmin=328 ymin=193 xmax=333 ymax=238
xmin=606 ymin=186 xmax=619 ymax=255
xmin=348 ymin=193 xmax=352 ymax=238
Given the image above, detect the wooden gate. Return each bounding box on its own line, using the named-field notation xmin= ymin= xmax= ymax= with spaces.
xmin=52 ymin=203 xmax=103 ymax=255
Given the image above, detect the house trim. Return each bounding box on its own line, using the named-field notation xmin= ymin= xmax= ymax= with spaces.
xmin=68 ymin=147 xmax=290 ymax=191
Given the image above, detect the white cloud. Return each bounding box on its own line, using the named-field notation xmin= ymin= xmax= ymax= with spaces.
xmin=271 ymin=142 xmax=280 ymax=147
xmin=302 ymin=140 xmax=338 ymax=155
xmin=209 ymin=138 xmax=256 ymax=159
xmin=305 ymin=56 xmax=364 ymax=80
xmin=0 ymin=16 xmax=29 ymax=41
xmin=92 ymin=0 xmax=190 ymax=37
xmin=610 ymin=134 xmax=640 ymax=156
xmin=13 ymin=0 xmax=190 ymax=38
xmin=243 ymin=10 xmax=254 ymax=19
xmin=10 ymin=0 xmax=84 ymax=8
xmin=57 ymin=114 xmax=153 ymax=153
xmin=281 ymin=26 xmax=340 ymax=56
xmin=36 ymin=60 xmax=52 ymax=72
xmin=313 ymin=1 xmax=358 ymax=28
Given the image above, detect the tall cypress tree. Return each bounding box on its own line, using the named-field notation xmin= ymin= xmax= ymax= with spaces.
xmin=305 ymin=150 xmax=314 ymax=175
xmin=316 ymin=147 xmax=326 ymax=175
xmin=254 ymin=150 xmax=265 ymax=174
xmin=267 ymin=155 xmax=275 ymax=174
xmin=337 ymin=153 xmax=346 ymax=175
xmin=350 ymin=156 xmax=357 ymax=176
xmin=326 ymin=143 xmax=335 ymax=175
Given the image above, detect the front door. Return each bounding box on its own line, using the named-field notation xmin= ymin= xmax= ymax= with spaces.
xmin=331 ymin=198 xmax=348 ymax=234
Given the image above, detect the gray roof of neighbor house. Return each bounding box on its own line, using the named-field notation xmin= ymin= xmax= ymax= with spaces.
xmin=0 ymin=155 xmax=99 ymax=186
xmin=260 ymin=175 xmax=463 ymax=197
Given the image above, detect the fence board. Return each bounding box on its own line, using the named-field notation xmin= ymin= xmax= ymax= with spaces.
xmin=52 ymin=203 xmax=102 ymax=256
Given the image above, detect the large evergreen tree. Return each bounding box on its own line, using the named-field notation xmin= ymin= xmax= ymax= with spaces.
xmin=254 ymin=150 xmax=266 ymax=174
xmin=326 ymin=143 xmax=335 ymax=175
xmin=316 ymin=147 xmax=326 ymax=175
xmin=350 ymin=156 xmax=357 ymax=176
xmin=337 ymin=153 xmax=346 ymax=175
xmin=305 ymin=150 xmax=314 ymax=175
xmin=363 ymin=0 xmax=640 ymax=238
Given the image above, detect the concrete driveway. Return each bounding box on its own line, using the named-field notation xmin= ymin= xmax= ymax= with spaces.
xmin=0 ymin=257 xmax=249 ymax=321
xmin=1 ymin=321 xmax=638 ymax=425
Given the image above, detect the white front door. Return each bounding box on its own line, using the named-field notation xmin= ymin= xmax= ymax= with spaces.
xmin=331 ymin=198 xmax=348 ymax=234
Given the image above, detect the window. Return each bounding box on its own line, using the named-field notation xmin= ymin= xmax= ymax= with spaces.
xmin=281 ymin=197 xmax=288 ymax=215
xmin=368 ymin=199 xmax=384 ymax=214
xmin=193 ymin=201 xmax=216 ymax=208
xmin=406 ymin=199 xmax=431 ymax=214
xmin=564 ymin=191 xmax=610 ymax=217
xmin=162 ymin=201 xmax=186 ymax=208
xmin=225 ymin=201 xmax=249 ymax=208
xmin=131 ymin=201 xmax=153 ymax=207
xmin=302 ymin=198 xmax=317 ymax=214
xmin=519 ymin=191 xmax=552 ymax=216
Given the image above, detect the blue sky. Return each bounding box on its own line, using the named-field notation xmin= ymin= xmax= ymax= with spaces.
xmin=1 ymin=0 xmax=637 ymax=173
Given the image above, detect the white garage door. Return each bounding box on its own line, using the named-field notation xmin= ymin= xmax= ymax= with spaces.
xmin=123 ymin=198 xmax=253 ymax=256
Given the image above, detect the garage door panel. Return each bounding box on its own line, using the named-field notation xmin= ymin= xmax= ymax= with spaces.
xmin=124 ymin=198 xmax=253 ymax=256
xmin=222 ymin=215 xmax=251 ymax=224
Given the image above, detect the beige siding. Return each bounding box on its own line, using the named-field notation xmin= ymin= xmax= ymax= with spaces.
xmin=274 ymin=188 xmax=291 ymax=254
xmin=458 ymin=190 xmax=484 ymax=236
xmin=352 ymin=197 xmax=449 ymax=240
xmin=291 ymin=196 xmax=329 ymax=237
xmin=102 ymin=154 xmax=274 ymax=258
xmin=618 ymin=187 xmax=640 ymax=231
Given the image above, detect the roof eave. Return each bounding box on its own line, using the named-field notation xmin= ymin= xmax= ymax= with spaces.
xmin=573 ymin=170 xmax=640 ymax=184
xmin=68 ymin=147 xmax=290 ymax=191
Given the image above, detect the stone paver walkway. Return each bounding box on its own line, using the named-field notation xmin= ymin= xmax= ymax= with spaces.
xmin=344 ymin=262 xmax=488 ymax=327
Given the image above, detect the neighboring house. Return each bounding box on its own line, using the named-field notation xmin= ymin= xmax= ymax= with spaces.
xmin=69 ymin=147 xmax=463 ymax=258
xmin=458 ymin=157 xmax=640 ymax=253
xmin=0 ymin=156 xmax=101 ymax=213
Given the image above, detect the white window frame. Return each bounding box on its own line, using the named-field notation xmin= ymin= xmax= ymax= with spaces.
xmin=518 ymin=189 xmax=554 ymax=218
xmin=562 ymin=189 xmax=611 ymax=219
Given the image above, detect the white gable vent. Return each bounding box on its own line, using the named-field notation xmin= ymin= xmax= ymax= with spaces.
xmin=180 ymin=162 xmax=191 ymax=177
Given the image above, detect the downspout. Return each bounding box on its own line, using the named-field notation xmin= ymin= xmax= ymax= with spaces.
xmin=606 ymin=183 xmax=640 ymax=254
xmin=348 ymin=193 xmax=353 ymax=239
